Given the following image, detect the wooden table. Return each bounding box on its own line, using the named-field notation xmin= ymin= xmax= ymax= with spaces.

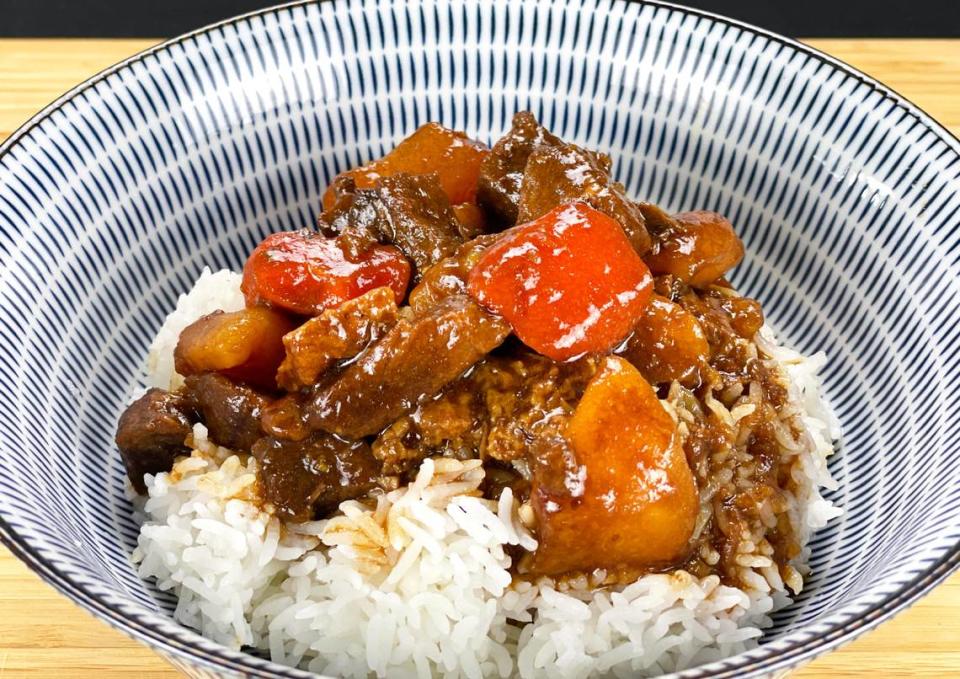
xmin=0 ymin=38 xmax=958 ymax=678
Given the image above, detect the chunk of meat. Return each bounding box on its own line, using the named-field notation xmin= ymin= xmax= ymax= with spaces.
xmin=467 ymin=202 xmax=653 ymax=361
xmin=317 ymin=177 xmax=381 ymax=256
xmin=452 ymin=202 xmax=487 ymax=240
xmin=252 ymin=434 xmax=380 ymax=521
xmin=370 ymin=174 xmax=463 ymax=274
xmin=321 ymin=123 xmax=489 ymax=210
xmin=242 ymin=230 xmax=410 ymax=316
xmin=181 ymin=373 xmax=272 ymax=451
xmin=481 ymin=464 xmax=531 ymax=505
xmin=407 ymin=234 xmax=500 ymax=314
xmin=115 ymin=389 xmax=192 ymax=493
xmin=372 ymin=388 xmax=480 ymax=475
xmin=477 ymin=111 xmax=564 ymax=226
xmin=619 ymin=294 xmax=710 ymax=387
xmin=260 ymin=394 xmax=312 ymax=442
xmin=371 ymin=352 xmax=597 ymax=475
xmin=319 ymin=173 xmax=462 ymax=279
xmin=517 ymin=144 xmax=651 ymax=254
xmin=277 ymin=287 xmax=400 ymax=391
xmin=480 ymin=354 xmax=596 ymax=463
xmin=305 ymin=295 xmax=510 ymax=439
xmin=406 ymin=255 xmax=463 ymax=315
xmin=635 ymin=201 xmax=676 ymax=232
xmin=173 ymin=307 xmax=297 ymax=391
xmin=526 ymin=356 xmax=698 ymax=575
xmin=644 ymin=210 xmax=744 ymax=288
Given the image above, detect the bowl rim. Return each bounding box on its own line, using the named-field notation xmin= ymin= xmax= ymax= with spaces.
xmin=1 ymin=1 xmax=958 ymax=677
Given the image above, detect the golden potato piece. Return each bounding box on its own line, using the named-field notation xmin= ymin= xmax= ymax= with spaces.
xmin=174 ymin=306 xmax=296 ymax=391
xmin=621 ymin=294 xmax=710 ymax=387
xmin=321 ymin=123 xmax=489 ymax=210
xmin=528 ymin=356 xmax=697 ymax=575
xmin=645 ymin=210 xmax=744 ymax=288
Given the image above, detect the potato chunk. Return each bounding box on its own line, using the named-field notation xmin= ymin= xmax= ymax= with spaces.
xmin=528 ymin=356 xmax=697 ymax=575
xmin=321 ymin=122 xmax=489 ymax=210
xmin=174 ymin=307 xmax=297 ymax=390
xmin=645 ymin=210 xmax=744 ymax=288
xmin=620 ymin=294 xmax=710 ymax=387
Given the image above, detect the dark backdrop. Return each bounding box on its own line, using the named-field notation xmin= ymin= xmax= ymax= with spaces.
xmin=0 ymin=0 xmax=955 ymax=38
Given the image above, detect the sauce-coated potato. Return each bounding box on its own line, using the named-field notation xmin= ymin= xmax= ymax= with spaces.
xmin=322 ymin=123 xmax=489 ymax=210
xmin=621 ymin=294 xmax=710 ymax=387
xmin=529 ymin=356 xmax=697 ymax=575
xmin=174 ymin=307 xmax=297 ymax=390
xmin=645 ymin=210 xmax=744 ymax=288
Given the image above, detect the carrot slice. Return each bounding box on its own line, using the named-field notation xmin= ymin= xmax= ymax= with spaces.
xmin=241 ymin=230 xmax=410 ymax=316
xmin=467 ymin=202 xmax=652 ymax=360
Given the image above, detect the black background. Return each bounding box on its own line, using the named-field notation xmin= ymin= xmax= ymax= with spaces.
xmin=0 ymin=0 xmax=955 ymax=38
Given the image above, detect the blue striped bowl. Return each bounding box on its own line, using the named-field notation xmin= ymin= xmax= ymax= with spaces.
xmin=1 ymin=1 xmax=958 ymax=677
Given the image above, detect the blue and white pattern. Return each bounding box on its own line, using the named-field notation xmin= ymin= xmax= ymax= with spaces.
xmin=0 ymin=0 xmax=958 ymax=677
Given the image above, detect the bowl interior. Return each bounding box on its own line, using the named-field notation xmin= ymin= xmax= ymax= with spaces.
xmin=1 ymin=1 xmax=959 ymax=676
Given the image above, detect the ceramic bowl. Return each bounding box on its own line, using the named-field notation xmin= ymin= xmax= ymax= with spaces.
xmin=1 ymin=1 xmax=958 ymax=677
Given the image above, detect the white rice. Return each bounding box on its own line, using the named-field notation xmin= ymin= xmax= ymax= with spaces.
xmin=133 ymin=270 xmax=841 ymax=678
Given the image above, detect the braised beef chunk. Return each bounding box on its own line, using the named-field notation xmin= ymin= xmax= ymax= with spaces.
xmin=181 ymin=373 xmax=272 ymax=451
xmin=318 ymin=175 xmax=388 ymax=257
xmin=260 ymin=394 xmax=312 ymax=442
xmin=305 ymin=295 xmax=511 ymax=439
xmin=636 ymin=201 xmax=677 ymax=234
xmin=478 ymin=112 xmax=652 ymax=254
xmin=451 ymin=202 xmax=487 ymax=240
xmin=373 ymin=386 xmax=482 ymax=475
xmin=478 ymin=354 xmax=596 ymax=464
xmin=319 ymin=173 xmax=462 ymax=279
xmin=480 ymin=464 xmax=531 ymax=505
xmin=407 ymin=233 xmax=501 ymax=314
xmin=477 ymin=112 xmax=563 ymax=226
xmin=252 ymin=434 xmax=379 ymax=521
xmin=277 ymin=287 xmax=400 ymax=391
xmin=371 ymin=352 xmax=595 ymax=475
xmin=372 ymin=174 xmax=463 ymax=275
xmin=115 ymin=389 xmax=192 ymax=493
xmin=517 ymin=144 xmax=651 ymax=254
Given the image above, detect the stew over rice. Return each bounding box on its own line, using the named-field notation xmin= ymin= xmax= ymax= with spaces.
xmin=116 ymin=113 xmax=801 ymax=588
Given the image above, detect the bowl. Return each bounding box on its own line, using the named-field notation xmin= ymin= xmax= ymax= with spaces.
xmin=1 ymin=1 xmax=958 ymax=677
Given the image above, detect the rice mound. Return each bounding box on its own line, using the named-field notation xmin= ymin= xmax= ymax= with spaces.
xmin=132 ymin=270 xmax=840 ymax=678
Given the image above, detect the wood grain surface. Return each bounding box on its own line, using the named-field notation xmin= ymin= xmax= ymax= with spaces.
xmin=0 ymin=37 xmax=958 ymax=678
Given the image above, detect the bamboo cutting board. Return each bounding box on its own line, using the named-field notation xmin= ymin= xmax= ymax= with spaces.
xmin=0 ymin=37 xmax=958 ymax=678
